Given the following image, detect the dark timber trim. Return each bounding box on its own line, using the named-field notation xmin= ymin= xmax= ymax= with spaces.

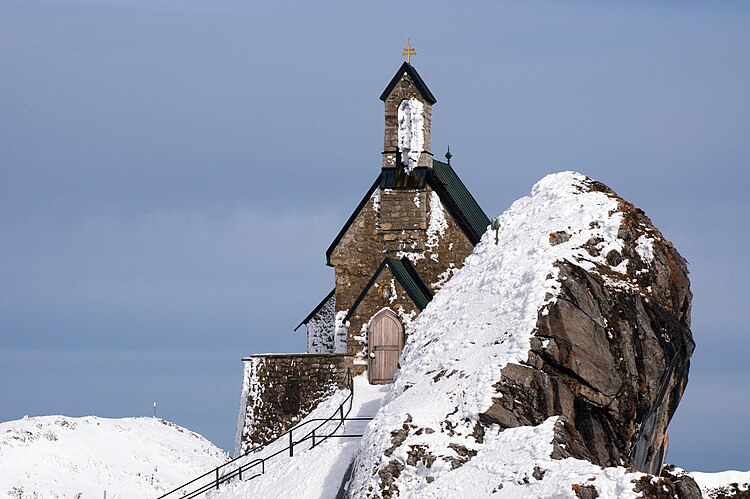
xmin=294 ymin=288 xmax=335 ymax=332
xmin=379 ymin=62 xmax=437 ymax=105
xmin=325 ymin=176 xmax=381 ymax=266
xmin=343 ymin=257 xmax=432 ymax=323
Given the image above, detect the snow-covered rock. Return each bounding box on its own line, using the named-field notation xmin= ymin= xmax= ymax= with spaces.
xmin=344 ymin=172 xmax=694 ymax=498
xmin=0 ymin=415 xmax=227 ymax=498
xmin=686 ymin=468 xmax=750 ymax=499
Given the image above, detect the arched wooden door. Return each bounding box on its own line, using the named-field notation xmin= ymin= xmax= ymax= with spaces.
xmin=368 ymin=309 xmax=404 ymax=384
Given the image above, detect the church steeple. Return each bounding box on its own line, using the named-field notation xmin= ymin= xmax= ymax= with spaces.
xmin=380 ymin=62 xmax=436 ymax=171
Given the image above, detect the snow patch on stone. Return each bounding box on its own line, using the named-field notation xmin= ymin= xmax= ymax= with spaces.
xmin=398 ymin=98 xmax=424 ymax=173
xmin=306 ymin=293 xmax=336 ymax=354
xmin=426 ymin=191 xmax=448 ymax=253
xmin=636 ymin=234 xmax=655 ymax=264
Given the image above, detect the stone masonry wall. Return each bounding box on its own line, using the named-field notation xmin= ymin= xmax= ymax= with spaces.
xmin=330 ymin=192 xmax=385 ymax=323
xmin=329 ymin=185 xmax=479 ymax=376
xmin=408 ymin=190 xmax=477 ymax=294
xmin=235 ymin=353 xmax=352 ymax=455
xmin=380 ymin=188 xmax=427 ymax=252
xmin=345 ymin=266 xmax=420 ymax=375
xmin=383 ymin=73 xmax=433 ymax=168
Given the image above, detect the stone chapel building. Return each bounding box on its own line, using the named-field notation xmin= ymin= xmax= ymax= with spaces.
xmin=235 ymin=62 xmax=490 ymax=453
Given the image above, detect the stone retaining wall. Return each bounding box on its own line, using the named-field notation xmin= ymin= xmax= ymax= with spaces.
xmin=234 ymin=353 xmax=353 ymax=455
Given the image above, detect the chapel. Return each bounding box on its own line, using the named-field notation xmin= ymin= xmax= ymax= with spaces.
xmin=295 ymin=61 xmax=489 ymax=384
xmin=236 ymin=57 xmax=490 ymax=452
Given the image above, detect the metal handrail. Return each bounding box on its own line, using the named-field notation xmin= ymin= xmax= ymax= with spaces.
xmin=157 ymin=369 xmax=368 ymax=499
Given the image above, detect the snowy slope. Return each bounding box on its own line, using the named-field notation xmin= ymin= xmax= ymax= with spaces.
xmin=0 ymin=415 xmax=227 ymax=499
xmin=690 ymin=470 xmax=750 ymax=498
xmin=216 ymin=375 xmax=388 ymax=499
xmin=345 ymin=172 xmax=652 ymax=498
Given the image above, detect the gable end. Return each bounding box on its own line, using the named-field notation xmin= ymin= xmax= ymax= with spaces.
xmin=294 ymin=288 xmax=336 ymax=331
xmin=343 ymin=257 xmax=432 ymax=323
xmin=379 ymin=62 xmax=437 ymax=105
xmin=325 ymin=176 xmax=381 ymax=266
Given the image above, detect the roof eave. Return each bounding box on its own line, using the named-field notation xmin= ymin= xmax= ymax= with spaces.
xmin=379 ymin=62 xmax=437 ymax=105
xmin=326 ymin=176 xmax=381 ymax=266
xmin=343 ymin=257 xmax=432 ymax=323
xmin=294 ymin=288 xmax=335 ymax=331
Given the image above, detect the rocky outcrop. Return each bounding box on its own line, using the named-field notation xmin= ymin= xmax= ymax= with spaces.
xmin=344 ymin=172 xmax=695 ymax=498
xmin=481 ymin=180 xmax=694 ymax=474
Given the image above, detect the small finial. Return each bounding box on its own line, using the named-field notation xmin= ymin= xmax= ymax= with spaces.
xmin=402 ymin=38 xmax=416 ymax=64
xmin=445 ymin=146 xmax=452 ymax=165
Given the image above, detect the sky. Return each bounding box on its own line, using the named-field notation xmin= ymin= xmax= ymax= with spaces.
xmin=1 ymin=0 xmax=748 ymax=472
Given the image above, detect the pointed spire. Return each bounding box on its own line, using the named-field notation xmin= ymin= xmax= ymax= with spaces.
xmin=445 ymin=146 xmax=452 ymax=165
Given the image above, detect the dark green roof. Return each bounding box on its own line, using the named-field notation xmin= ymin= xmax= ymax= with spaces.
xmin=380 ymin=166 xmax=428 ymax=189
xmin=326 ymin=160 xmax=489 ymax=265
xmin=379 ymin=62 xmax=437 ymax=105
xmin=343 ymin=257 xmax=432 ymax=323
xmin=429 ymin=160 xmax=491 ymax=244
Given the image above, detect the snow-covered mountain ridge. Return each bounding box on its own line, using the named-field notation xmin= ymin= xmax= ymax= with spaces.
xmin=0 ymin=415 xmax=226 ymax=498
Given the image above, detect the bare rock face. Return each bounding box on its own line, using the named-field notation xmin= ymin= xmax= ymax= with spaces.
xmin=480 ymin=181 xmax=694 ymax=475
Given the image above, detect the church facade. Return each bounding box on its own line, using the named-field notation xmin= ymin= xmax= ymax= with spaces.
xmin=235 ymin=62 xmax=489 ymax=453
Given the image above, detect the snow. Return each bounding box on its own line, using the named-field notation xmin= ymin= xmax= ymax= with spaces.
xmin=432 ymin=263 xmax=457 ymax=291
xmin=396 ymin=251 xmax=425 ymax=263
xmin=690 ymin=470 xmax=750 ymax=496
xmin=635 ymin=234 xmax=655 ymax=264
xmin=306 ymin=292 xmax=336 ymax=354
xmin=215 ymin=375 xmax=388 ymax=499
xmin=234 ymin=359 xmax=253 ymax=456
xmin=383 ymin=417 xmax=643 ymax=499
xmin=397 ymin=98 xmax=424 ymax=173
xmin=334 ymin=310 xmax=349 ymax=354
xmin=0 ymin=415 xmax=227 ymax=499
xmin=346 ymin=171 xmax=649 ymax=497
xmin=426 ymin=191 xmax=447 ymax=254
xmin=388 ymin=171 xmax=622 ymax=417
xmin=235 ymin=357 xmax=264 ymax=456
xmin=372 ymin=188 xmax=381 ymax=215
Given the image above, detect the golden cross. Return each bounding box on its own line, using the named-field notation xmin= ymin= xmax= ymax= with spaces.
xmin=402 ymin=38 xmax=416 ymax=64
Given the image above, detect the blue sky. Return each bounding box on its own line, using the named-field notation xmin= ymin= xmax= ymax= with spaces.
xmin=1 ymin=1 xmax=748 ymax=472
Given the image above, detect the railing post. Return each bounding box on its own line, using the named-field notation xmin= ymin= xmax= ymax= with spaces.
xmin=289 ymin=430 xmax=294 ymax=457
xmin=340 ymin=405 xmax=344 ymax=426
xmin=312 ymin=429 xmax=316 ymax=448
xmin=239 ymin=464 xmax=242 ymax=481
xmin=215 ymin=468 xmax=219 ymax=490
